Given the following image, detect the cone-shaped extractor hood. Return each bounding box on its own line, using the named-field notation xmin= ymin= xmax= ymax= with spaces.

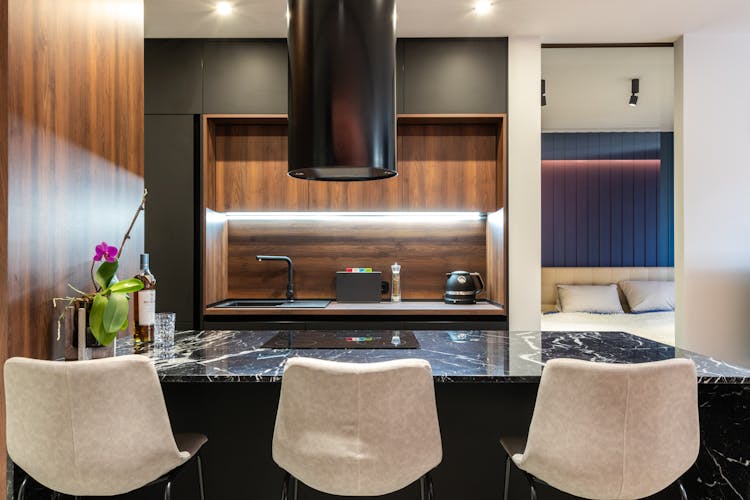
xmin=287 ymin=0 xmax=397 ymax=181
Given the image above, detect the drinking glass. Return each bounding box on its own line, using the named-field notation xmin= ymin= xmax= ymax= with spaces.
xmin=154 ymin=312 xmax=176 ymax=357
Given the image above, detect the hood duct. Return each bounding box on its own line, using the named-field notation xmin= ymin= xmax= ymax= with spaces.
xmin=287 ymin=0 xmax=397 ymax=181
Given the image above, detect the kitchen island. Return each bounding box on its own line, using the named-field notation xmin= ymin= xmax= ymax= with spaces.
xmin=114 ymin=330 xmax=750 ymax=500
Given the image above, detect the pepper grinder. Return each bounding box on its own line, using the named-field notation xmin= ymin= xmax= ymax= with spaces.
xmin=391 ymin=263 xmax=401 ymax=303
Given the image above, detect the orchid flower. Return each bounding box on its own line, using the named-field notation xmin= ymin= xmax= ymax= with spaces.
xmin=93 ymin=242 xmax=118 ymax=263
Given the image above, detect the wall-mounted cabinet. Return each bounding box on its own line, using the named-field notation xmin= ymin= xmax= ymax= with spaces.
xmin=145 ymin=39 xmax=203 ymax=114
xmin=401 ymin=39 xmax=508 ymax=114
xmin=203 ymin=41 xmax=288 ymax=114
xmin=144 ymin=37 xmax=507 ymax=115
xmin=203 ymin=114 xmax=506 ymax=213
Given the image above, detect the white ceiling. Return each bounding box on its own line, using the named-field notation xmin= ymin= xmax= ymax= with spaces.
xmin=146 ymin=0 xmax=750 ymax=41
xmin=542 ymin=47 xmax=674 ymax=132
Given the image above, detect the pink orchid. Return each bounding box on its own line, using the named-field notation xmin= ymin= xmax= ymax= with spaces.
xmin=93 ymin=242 xmax=118 ymax=263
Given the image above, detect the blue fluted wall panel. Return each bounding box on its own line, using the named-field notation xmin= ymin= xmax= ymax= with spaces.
xmin=541 ymin=132 xmax=674 ymax=267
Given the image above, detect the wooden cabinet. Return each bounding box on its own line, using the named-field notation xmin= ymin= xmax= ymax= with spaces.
xmin=401 ymin=38 xmax=507 ymax=114
xmin=144 ymin=115 xmax=196 ymax=329
xmin=203 ymin=40 xmax=288 ymax=114
xmin=145 ymin=39 xmax=203 ymax=114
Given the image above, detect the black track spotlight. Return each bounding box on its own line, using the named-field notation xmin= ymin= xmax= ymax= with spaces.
xmin=541 ymin=79 xmax=547 ymax=106
xmin=629 ymin=78 xmax=639 ymax=107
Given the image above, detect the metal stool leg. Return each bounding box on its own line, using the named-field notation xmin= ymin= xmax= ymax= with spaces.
xmin=503 ymin=455 xmax=511 ymax=500
xmin=677 ymin=478 xmax=688 ymax=500
xmin=281 ymin=472 xmax=297 ymax=500
xmin=197 ymin=453 xmax=206 ymax=500
xmin=425 ymin=472 xmax=434 ymax=500
xmin=524 ymin=472 xmax=537 ymax=500
xmin=419 ymin=473 xmax=434 ymax=500
xmin=18 ymin=476 xmax=28 ymax=500
xmin=292 ymin=476 xmax=299 ymax=500
xmin=163 ymin=480 xmax=172 ymax=500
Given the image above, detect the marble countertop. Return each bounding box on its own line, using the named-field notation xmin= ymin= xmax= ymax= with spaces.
xmin=116 ymin=330 xmax=750 ymax=384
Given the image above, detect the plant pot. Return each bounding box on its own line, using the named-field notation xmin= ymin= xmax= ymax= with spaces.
xmin=71 ymin=301 xmax=104 ymax=348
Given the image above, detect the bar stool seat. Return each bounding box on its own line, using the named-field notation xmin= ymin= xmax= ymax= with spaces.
xmin=272 ymin=357 xmax=442 ymax=499
xmin=5 ymin=355 xmax=207 ymax=499
xmin=500 ymin=358 xmax=699 ymax=500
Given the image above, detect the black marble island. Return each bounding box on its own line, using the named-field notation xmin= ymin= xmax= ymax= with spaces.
xmin=116 ymin=331 xmax=750 ymax=500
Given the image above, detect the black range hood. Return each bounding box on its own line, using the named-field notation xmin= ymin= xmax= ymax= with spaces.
xmin=287 ymin=0 xmax=397 ymax=181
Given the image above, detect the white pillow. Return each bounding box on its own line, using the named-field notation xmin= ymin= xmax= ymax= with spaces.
xmin=619 ymin=280 xmax=675 ymax=313
xmin=556 ymin=284 xmax=624 ymax=314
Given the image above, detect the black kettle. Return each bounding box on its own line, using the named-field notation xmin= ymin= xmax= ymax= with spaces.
xmin=445 ymin=271 xmax=485 ymax=304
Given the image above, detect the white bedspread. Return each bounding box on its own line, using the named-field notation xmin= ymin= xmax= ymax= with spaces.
xmin=541 ymin=311 xmax=675 ymax=346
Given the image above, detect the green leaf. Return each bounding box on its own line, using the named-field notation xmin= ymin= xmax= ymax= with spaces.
xmin=102 ymin=293 xmax=129 ymax=335
xmin=94 ymin=260 xmax=119 ymax=290
xmin=89 ymin=293 xmax=108 ymax=344
xmin=109 ymin=278 xmax=144 ymax=294
xmin=120 ymin=318 xmax=129 ymax=331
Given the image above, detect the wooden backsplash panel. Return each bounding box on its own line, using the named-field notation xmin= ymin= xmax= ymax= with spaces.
xmin=213 ymin=124 xmax=308 ymax=211
xmin=227 ymin=220 xmax=487 ymax=300
xmin=400 ymin=123 xmax=498 ymax=211
xmin=204 ymin=209 xmax=228 ymax=306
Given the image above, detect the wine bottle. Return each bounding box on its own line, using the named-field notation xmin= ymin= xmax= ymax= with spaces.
xmin=133 ymin=253 xmax=156 ymax=344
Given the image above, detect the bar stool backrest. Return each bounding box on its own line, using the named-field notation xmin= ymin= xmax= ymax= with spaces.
xmin=4 ymin=355 xmax=189 ymax=496
xmin=272 ymin=357 xmax=443 ymax=496
xmin=517 ymin=358 xmax=699 ymax=499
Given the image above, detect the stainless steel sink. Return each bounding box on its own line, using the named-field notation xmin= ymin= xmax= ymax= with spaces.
xmin=212 ymin=299 xmax=330 ymax=309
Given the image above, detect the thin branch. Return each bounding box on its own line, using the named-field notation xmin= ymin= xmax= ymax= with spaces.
xmin=117 ymin=188 xmax=148 ymax=259
xmin=90 ymin=259 xmax=99 ymax=292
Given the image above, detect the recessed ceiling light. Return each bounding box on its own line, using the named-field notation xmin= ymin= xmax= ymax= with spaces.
xmin=216 ymin=2 xmax=232 ymax=15
xmin=474 ymin=0 xmax=493 ymax=15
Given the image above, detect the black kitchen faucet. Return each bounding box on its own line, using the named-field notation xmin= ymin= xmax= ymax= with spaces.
xmin=256 ymin=255 xmax=295 ymax=301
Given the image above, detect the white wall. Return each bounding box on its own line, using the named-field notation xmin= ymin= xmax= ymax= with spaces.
xmin=542 ymin=47 xmax=674 ymax=132
xmin=508 ymin=37 xmax=542 ymax=331
xmin=674 ymin=34 xmax=750 ymax=364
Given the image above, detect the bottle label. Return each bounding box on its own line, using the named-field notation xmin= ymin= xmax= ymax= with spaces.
xmin=138 ymin=290 xmax=156 ymax=326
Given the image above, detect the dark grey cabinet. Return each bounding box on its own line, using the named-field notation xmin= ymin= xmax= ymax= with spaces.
xmin=402 ymin=38 xmax=508 ymax=114
xmin=396 ymin=39 xmax=405 ymax=114
xmin=145 ymin=115 xmax=196 ymax=330
xmin=145 ymin=39 xmax=203 ymax=115
xmin=203 ymin=40 xmax=288 ymax=114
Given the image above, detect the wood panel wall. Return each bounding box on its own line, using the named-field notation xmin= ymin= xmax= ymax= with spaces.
xmin=204 ymin=210 xmax=229 ymax=306
xmin=226 ymin=220 xmax=487 ymax=300
xmin=0 ymin=0 xmax=9 ymax=492
xmin=205 ymin=116 xmax=504 ymax=212
xmin=486 ymin=209 xmax=506 ymax=307
xmin=1 ymin=0 xmax=144 ymax=487
xmin=399 ymin=123 xmax=497 ymax=211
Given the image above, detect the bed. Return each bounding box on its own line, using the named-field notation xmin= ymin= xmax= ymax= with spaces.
xmin=541 ymin=267 xmax=675 ymax=346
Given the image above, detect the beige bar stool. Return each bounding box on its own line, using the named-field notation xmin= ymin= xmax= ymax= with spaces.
xmin=272 ymin=357 xmax=443 ymax=499
xmin=5 ymin=355 xmax=207 ymax=499
xmin=501 ymin=358 xmax=699 ymax=500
